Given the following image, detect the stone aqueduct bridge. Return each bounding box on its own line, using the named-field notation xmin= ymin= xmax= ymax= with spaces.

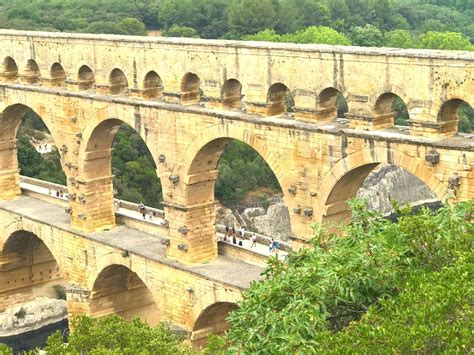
xmin=0 ymin=30 xmax=473 ymax=340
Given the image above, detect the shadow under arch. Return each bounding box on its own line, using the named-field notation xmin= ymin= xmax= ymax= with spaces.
xmin=221 ymin=78 xmax=242 ymax=109
xmin=89 ymin=264 xmax=162 ymax=325
xmin=316 ymin=149 xmax=447 ymax=224
xmin=24 ymin=59 xmax=41 ymax=84
xmin=181 ymin=72 xmax=201 ymax=105
xmin=267 ymin=82 xmax=292 ymax=116
xmin=318 ymin=87 xmax=348 ymax=121
xmin=77 ymin=64 xmax=95 ymax=91
xmin=0 ymin=229 xmax=67 ymax=311
xmin=438 ymin=98 xmax=474 ymax=134
xmin=373 ymin=91 xmax=410 ymax=128
xmin=142 ymin=71 xmax=163 ymax=100
xmin=1 ymin=56 xmax=19 ymax=82
xmin=50 ymin=62 xmax=66 ymax=87
xmin=109 ymin=68 xmax=128 ymax=95
xmin=191 ymin=302 xmax=238 ymax=347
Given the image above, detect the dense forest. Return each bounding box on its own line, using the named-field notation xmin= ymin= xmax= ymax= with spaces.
xmin=7 ymin=0 xmax=474 ymax=207
xmin=0 ymin=0 xmax=473 ymax=50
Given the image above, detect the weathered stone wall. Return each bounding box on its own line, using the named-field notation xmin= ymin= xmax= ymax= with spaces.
xmin=0 ymin=30 xmax=472 ymax=263
xmin=0 ymin=207 xmax=242 ymax=337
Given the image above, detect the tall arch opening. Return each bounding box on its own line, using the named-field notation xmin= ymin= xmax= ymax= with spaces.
xmin=322 ymin=162 xmax=440 ymax=225
xmin=267 ymin=83 xmax=294 ymax=116
xmin=143 ymin=71 xmax=163 ymax=100
xmin=1 ymin=57 xmax=19 ymax=82
xmin=109 ymin=68 xmax=128 ymax=95
xmin=221 ymin=79 xmax=242 ymax=109
xmin=374 ymin=92 xmax=409 ymax=128
xmin=187 ymin=138 xmax=291 ymax=249
xmin=318 ymin=88 xmax=348 ymax=121
xmin=0 ymin=104 xmax=66 ymax=200
xmin=0 ymin=231 xmax=66 ymax=311
xmin=77 ymin=65 xmax=94 ymax=91
xmin=439 ymin=99 xmax=474 ymax=134
xmin=181 ymin=72 xmax=201 ymax=105
xmin=89 ymin=265 xmax=161 ymax=325
xmin=24 ymin=59 xmax=40 ymax=84
xmin=191 ymin=302 xmax=238 ymax=347
xmin=82 ymin=120 xmax=162 ymax=229
xmin=50 ymin=63 xmax=66 ymax=87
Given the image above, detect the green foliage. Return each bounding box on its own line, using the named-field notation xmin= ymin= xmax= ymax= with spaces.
xmin=459 ymin=102 xmax=474 ymax=133
xmin=385 ymin=29 xmax=417 ymax=48
xmin=164 ymin=25 xmax=200 ymax=38
xmin=244 ymin=26 xmax=351 ymax=45
xmin=14 ymin=307 xmax=27 ymax=319
xmin=394 ymin=96 xmax=410 ymax=125
xmin=223 ymin=199 xmax=473 ymax=353
xmin=17 ymin=135 xmax=67 ymax=185
xmin=350 ymin=24 xmax=385 ymax=47
xmin=112 ymin=125 xmax=163 ymax=208
xmin=52 ymin=284 xmax=66 ymax=300
xmin=317 ymin=253 xmax=473 ymax=353
xmin=227 ymin=0 xmax=278 ymax=37
xmin=42 ymin=315 xmax=197 ymax=354
xmin=215 ymin=141 xmax=281 ymax=207
xmin=0 ymin=343 xmax=13 ymax=354
xmin=119 ymin=18 xmax=147 ymax=35
xmin=418 ymin=31 xmax=474 ymax=50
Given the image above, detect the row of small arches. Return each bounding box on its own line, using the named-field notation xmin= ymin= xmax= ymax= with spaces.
xmin=1 ymin=56 xmax=471 ymax=127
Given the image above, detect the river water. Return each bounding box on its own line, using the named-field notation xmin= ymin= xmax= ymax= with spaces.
xmin=0 ymin=319 xmax=68 ymax=352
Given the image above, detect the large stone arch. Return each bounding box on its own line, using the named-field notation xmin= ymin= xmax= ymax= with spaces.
xmin=315 ymin=148 xmax=447 ymax=223
xmin=0 ymin=221 xmax=68 ymax=311
xmin=371 ymin=90 xmax=411 ymax=129
xmin=164 ymin=123 xmax=292 ymax=264
xmin=0 ymin=101 xmax=68 ymax=199
xmin=178 ymin=123 xmax=290 ymax=196
xmin=74 ymin=104 xmax=165 ymax=232
xmin=186 ymin=288 xmax=240 ymax=346
xmin=87 ymin=260 xmax=163 ymax=325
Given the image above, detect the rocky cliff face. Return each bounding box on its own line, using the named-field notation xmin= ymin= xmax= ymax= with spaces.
xmin=357 ymin=165 xmax=438 ymax=216
xmin=216 ymin=165 xmax=438 ymax=241
xmin=0 ymin=297 xmax=67 ymax=337
xmin=216 ymin=202 xmax=291 ymax=241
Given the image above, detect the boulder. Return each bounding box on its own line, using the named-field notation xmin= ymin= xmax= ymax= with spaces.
xmin=252 ymin=203 xmax=291 ymax=241
xmin=0 ymin=297 xmax=67 ymax=337
xmin=215 ymin=206 xmax=241 ymax=228
xmin=358 ymin=165 xmax=437 ymax=215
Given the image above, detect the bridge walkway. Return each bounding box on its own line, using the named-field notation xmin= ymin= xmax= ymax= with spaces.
xmin=0 ymin=195 xmax=265 ymax=290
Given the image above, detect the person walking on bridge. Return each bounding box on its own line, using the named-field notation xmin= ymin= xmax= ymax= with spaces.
xmin=251 ymin=233 xmax=257 ymax=248
xmin=138 ymin=202 xmax=146 ymax=220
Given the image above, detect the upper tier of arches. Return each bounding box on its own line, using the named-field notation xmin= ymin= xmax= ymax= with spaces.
xmin=0 ymin=55 xmax=471 ymax=137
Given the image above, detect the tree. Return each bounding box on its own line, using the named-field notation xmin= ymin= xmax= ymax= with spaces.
xmin=418 ymin=31 xmax=474 ymax=50
xmin=163 ymin=25 xmax=200 ymax=38
xmin=385 ymin=29 xmax=417 ymax=48
xmin=222 ymin=199 xmax=473 ymax=353
xmin=350 ymin=24 xmax=384 ymax=47
xmin=42 ymin=315 xmax=198 ymax=354
xmin=120 ymin=17 xmax=147 ymax=35
xmin=283 ymin=26 xmax=351 ymax=45
xmin=316 ymin=254 xmax=473 ymax=353
xmin=227 ymin=0 xmax=278 ymax=37
xmin=244 ymin=27 xmax=351 ymax=46
xmin=82 ymin=22 xmax=127 ymax=35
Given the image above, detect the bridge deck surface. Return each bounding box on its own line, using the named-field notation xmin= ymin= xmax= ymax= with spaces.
xmin=0 ymin=196 xmax=264 ymax=289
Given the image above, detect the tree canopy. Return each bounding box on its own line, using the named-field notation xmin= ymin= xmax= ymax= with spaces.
xmin=220 ymin=199 xmax=474 ymax=353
